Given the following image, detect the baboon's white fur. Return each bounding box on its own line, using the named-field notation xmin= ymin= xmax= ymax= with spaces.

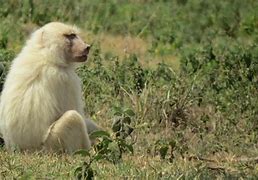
xmin=0 ymin=22 xmax=99 ymax=153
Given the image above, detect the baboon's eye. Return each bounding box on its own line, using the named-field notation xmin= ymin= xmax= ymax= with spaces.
xmin=64 ymin=33 xmax=77 ymax=40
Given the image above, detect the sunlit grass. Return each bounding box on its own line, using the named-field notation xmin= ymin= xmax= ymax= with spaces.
xmin=1 ymin=0 xmax=258 ymax=179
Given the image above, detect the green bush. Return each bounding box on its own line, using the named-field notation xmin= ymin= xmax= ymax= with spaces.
xmin=0 ymin=0 xmax=258 ymax=177
xmin=0 ymin=49 xmax=14 ymax=91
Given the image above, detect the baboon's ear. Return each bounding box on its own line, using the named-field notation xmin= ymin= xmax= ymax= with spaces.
xmin=28 ymin=27 xmax=46 ymax=48
xmin=37 ymin=29 xmax=45 ymax=48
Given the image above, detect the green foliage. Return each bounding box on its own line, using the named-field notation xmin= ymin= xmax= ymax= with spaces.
xmin=112 ymin=107 xmax=135 ymax=139
xmin=1 ymin=0 xmax=258 ymax=178
xmin=74 ymin=162 xmax=94 ymax=180
xmin=77 ymin=45 xmax=150 ymax=115
xmin=74 ymin=129 xmax=134 ymax=179
xmin=0 ymin=49 xmax=14 ymax=91
xmin=181 ymin=42 xmax=258 ymax=122
xmin=155 ymin=139 xmax=176 ymax=161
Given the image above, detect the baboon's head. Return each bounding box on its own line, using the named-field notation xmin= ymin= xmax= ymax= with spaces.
xmin=29 ymin=22 xmax=91 ymax=65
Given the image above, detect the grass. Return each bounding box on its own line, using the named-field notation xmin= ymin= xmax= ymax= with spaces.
xmin=1 ymin=144 xmax=258 ymax=179
xmin=1 ymin=0 xmax=258 ymax=179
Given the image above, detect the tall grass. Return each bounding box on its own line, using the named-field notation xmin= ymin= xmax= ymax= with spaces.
xmin=1 ymin=0 xmax=258 ymax=178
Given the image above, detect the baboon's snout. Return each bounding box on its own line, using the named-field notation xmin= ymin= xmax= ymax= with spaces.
xmin=83 ymin=44 xmax=91 ymax=56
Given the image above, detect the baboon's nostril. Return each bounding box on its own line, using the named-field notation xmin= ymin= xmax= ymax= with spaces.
xmin=83 ymin=45 xmax=91 ymax=56
xmin=86 ymin=45 xmax=91 ymax=51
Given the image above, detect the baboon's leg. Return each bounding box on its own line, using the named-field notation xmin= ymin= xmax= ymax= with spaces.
xmin=43 ymin=110 xmax=91 ymax=153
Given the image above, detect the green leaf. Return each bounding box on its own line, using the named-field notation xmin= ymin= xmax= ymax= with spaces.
xmin=125 ymin=125 xmax=134 ymax=136
xmin=124 ymin=143 xmax=134 ymax=154
xmin=123 ymin=116 xmax=131 ymax=124
xmin=90 ymin=130 xmax=110 ymax=139
xmin=85 ymin=167 xmax=94 ymax=180
xmin=74 ymin=165 xmax=94 ymax=180
xmin=112 ymin=106 xmax=123 ymax=115
xmin=112 ymin=118 xmax=122 ymax=133
xmin=124 ymin=109 xmax=135 ymax=117
xmin=94 ymin=153 xmax=105 ymax=161
xmin=74 ymin=166 xmax=82 ymax=175
xmin=73 ymin=149 xmax=91 ymax=157
xmin=159 ymin=145 xmax=169 ymax=159
xmin=118 ymin=139 xmax=134 ymax=154
xmin=114 ymin=112 xmax=122 ymax=116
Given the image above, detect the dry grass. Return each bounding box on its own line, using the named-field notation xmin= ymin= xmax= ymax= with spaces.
xmin=82 ymin=32 xmax=180 ymax=69
xmin=0 ymin=144 xmax=255 ymax=179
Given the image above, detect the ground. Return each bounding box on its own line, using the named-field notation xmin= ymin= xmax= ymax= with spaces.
xmin=1 ymin=0 xmax=258 ymax=179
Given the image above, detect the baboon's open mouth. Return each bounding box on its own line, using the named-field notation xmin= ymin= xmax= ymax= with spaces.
xmin=76 ymin=54 xmax=88 ymax=62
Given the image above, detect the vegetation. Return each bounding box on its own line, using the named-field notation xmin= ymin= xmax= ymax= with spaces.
xmin=1 ymin=0 xmax=258 ymax=179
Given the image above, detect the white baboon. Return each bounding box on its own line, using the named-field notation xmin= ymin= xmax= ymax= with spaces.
xmin=0 ymin=22 xmax=100 ymax=153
